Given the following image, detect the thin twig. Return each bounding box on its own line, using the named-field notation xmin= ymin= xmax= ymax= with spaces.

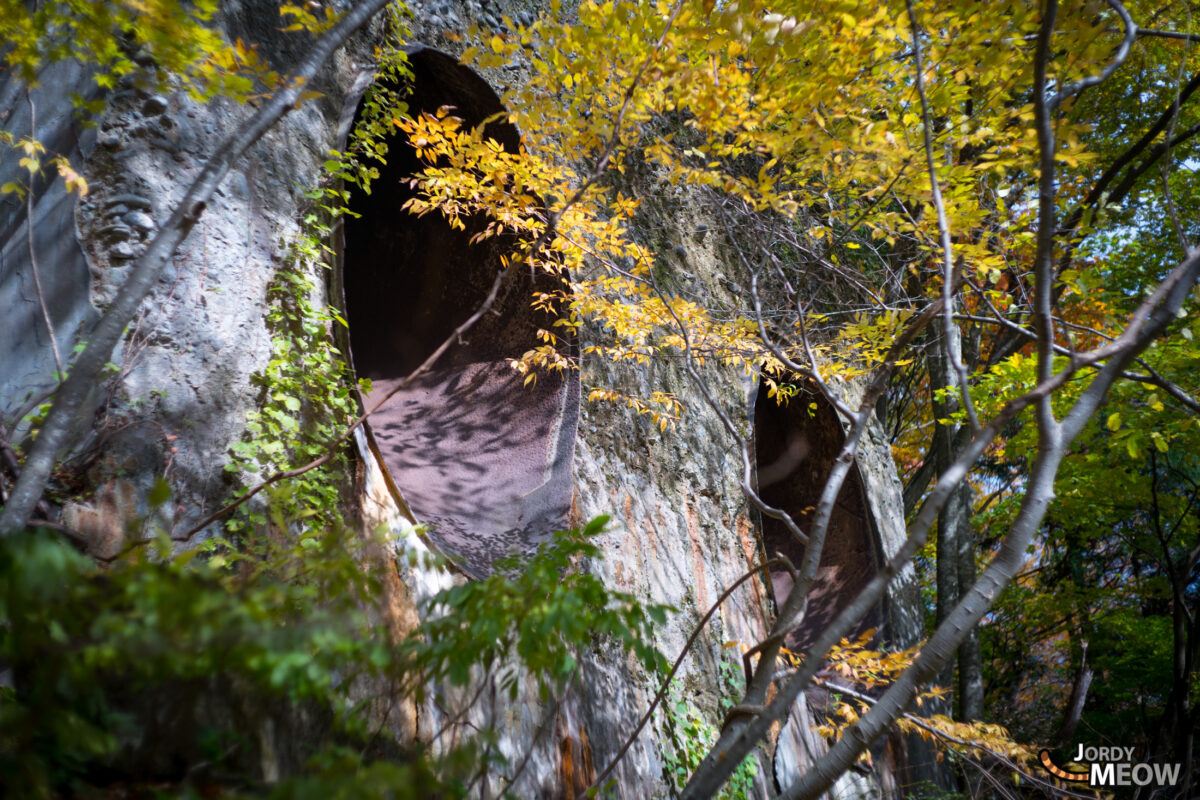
xmin=1134 ymin=27 xmax=1200 ymax=43
xmin=1050 ymin=0 xmax=1136 ymax=107
xmin=428 ymin=672 xmax=491 ymax=745
xmin=24 ymin=89 xmax=63 ymax=380
xmin=578 ymin=557 xmax=790 ymax=799
xmin=956 ymin=305 xmax=1200 ymax=415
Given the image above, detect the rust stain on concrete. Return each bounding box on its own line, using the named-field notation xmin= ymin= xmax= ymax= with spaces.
xmin=621 ymin=491 xmax=636 ymax=533
xmin=555 ymin=712 xmax=595 ymax=800
xmin=684 ymin=501 xmax=709 ymax=612
xmin=737 ymin=513 xmax=770 ymax=631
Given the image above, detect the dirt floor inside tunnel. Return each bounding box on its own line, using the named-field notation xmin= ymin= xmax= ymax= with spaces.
xmin=754 ymin=383 xmax=883 ymax=653
xmin=342 ymin=46 xmax=579 ymax=578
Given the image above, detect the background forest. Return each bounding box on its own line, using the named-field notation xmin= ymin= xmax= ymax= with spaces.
xmin=0 ymin=0 xmax=1197 ymax=798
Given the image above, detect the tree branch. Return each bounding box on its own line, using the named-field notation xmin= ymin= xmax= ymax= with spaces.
xmin=25 ymin=89 xmax=63 ymax=381
xmin=578 ymin=557 xmax=792 ymax=799
xmin=778 ymin=248 xmax=1200 ymax=800
xmin=1134 ymin=27 xmax=1200 ymax=44
xmin=1050 ymin=0 xmax=1136 ymax=107
xmin=680 ymin=301 xmax=944 ymax=799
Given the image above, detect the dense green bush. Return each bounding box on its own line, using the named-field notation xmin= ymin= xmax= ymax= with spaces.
xmin=0 ymin=513 xmax=670 ymax=798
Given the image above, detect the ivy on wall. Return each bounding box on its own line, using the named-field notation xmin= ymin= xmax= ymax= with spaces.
xmin=225 ymin=212 xmax=360 ymax=535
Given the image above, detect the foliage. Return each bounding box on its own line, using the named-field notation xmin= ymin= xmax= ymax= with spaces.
xmin=403 ymin=516 xmax=673 ymax=702
xmin=223 ymin=2 xmax=414 ymax=533
xmin=657 ymin=656 xmax=757 ymax=799
xmin=981 ymin=396 xmax=1200 ymax=749
xmin=779 ymin=630 xmax=1033 ymax=770
xmin=0 ymin=511 xmax=664 ymax=797
xmin=400 ymin=0 xmax=1099 ymax=383
xmin=0 ymin=516 xmax=401 ymax=796
xmin=225 ymin=214 xmax=360 ymax=534
xmin=406 ymin=2 xmax=1198 ymax=792
xmin=4 ymin=0 xmax=1200 ymax=796
xmin=0 ymin=134 xmax=89 ymax=199
xmin=0 ymin=0 xmax=280 ymax=101
xmin=585 ymin=387 xmax=684 ymax=431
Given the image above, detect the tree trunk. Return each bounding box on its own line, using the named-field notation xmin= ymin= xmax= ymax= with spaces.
xmin=1055 ymin=641 xmax=1092 ymax=749
xmin=954 ymin=480 xmax=984 ymax=722
xmin=929 ymin=325 xmax=982 ymax=721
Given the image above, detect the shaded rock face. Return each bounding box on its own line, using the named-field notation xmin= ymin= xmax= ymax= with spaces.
xmin=0 ymin=18 xmax=378 ymax=541
xmin=0 ymin=64 xmax=100 ymax=426
xmin=1 ymin=4 xmax=926 ymax=797
xmin=343 ymin=46 xmax=580 ymax=578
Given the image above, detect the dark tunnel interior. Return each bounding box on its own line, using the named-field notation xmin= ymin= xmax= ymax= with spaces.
xmin=342 ymin=46 xmax=579 ymax=578
xmin=753 ymin=382 xmax=883 ymax=653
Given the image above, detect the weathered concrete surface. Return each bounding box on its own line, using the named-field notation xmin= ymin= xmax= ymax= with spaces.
xmin=31 ymin=13 xmax=384 ymax=547
xmin=570 ymin=368 xmax=778 ymax=798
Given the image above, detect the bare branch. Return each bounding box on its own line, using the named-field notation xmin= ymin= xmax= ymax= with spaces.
xmin=1159 ymin=42 xmax=1194 ymax=255
xmin=777 ymin=247 xmax=1200 ymax=800
xmin=1034 ymin=0 xmax=1065 ymax=395
xmin=1050 ymin=0 xmax=1136 ymax=108
xmin=24 ymin=89 xmax=63 ymax=380
xmin=1135 ymin=27 xmax=1200 ymax=43
xmin=956 ymin=310 xmax=1200 ymax=415
xmin=681 ymin=239 xmax=1200 ymax=798
xmin=681 ymin=302 xmax=943 ymax=800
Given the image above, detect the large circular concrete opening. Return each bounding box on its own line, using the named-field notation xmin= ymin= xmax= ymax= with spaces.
xmin=753 ymin=382 xmax=882 ymax=652
xmin=342 ymin=47 xmax=579 ymax=578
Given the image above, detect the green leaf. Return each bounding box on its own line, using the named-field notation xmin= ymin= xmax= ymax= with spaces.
xmin=148 ymin=476 xmax=171 ymax=507
xmin=583 ymin=515 xmax=609 ymax=537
